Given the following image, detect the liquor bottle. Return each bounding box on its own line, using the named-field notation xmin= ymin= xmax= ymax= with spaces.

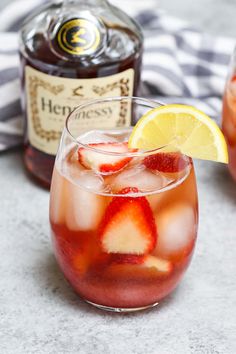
xmin=19 ymin=0 xmax=143 ymax=188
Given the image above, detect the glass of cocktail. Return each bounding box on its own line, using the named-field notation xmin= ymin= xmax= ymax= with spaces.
xmin=222 ymin=48 xmax=236 ymax=180
xmin=49 ymin=97 xmax=227 ymax=312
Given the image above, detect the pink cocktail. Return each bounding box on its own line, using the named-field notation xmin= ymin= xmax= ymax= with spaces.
xmin=49 ymin=97 xmax=198 ymax=312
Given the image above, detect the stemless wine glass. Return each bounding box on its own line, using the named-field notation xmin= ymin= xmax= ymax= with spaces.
xmin=49 ymin=97 xmax=198 ymax=312
xmin=222 ymin=47 xmax=236 ymax=180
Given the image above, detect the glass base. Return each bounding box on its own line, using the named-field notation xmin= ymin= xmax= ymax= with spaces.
xmin=85 ymin=300 xmax=159 ymax=312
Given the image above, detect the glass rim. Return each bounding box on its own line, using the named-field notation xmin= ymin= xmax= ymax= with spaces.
xmin=65 ymin=96 xmax=173 ymax=157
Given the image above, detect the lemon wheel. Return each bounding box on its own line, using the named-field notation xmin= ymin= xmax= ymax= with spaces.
xmin=129 ymin=104 xmax=228 ymax=163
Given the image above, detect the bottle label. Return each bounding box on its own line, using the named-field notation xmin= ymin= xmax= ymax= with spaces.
xmin=25 ymin=65 xmax=134 ymax=155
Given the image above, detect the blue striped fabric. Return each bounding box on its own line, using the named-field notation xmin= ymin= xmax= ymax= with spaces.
xmin=0 ymin=0 xmax=235 ymax=151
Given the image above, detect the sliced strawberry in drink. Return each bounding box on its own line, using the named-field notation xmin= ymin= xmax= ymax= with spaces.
xmin=78 ymin=142 xmax=133 ymax=174
xmin=99 ymin=187 xmax=157 ymax=255
xmin=110 ymin=253 xmax=145 ymax=265
xmin=143 ymin=152 xmax=188 ymax=173
xmin=120 ymin=186 xmax=140 ymax=194
xmin=143 ymin=255 xmax=173 ymax=274
xmin=110 ymin=253 xmax=172 ymax=274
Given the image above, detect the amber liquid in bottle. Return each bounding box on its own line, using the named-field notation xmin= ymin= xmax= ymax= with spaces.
xmin=19 ymin=0 xmax=143 ymax=189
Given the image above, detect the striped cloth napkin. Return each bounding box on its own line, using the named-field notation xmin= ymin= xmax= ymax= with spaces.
xmin=0 ymin=0 xmax=235 ymax=151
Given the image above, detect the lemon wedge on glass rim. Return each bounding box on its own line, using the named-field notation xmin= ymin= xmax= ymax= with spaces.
xmin=128 ymin=104 xmax=228 ymax=163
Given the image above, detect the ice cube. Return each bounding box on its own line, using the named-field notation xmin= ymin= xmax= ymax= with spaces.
xmin=65 ymin=171 xmax=108 ymax=231
xmin=128 ymin=156 xmax=144 ymax=167
xmin=74 ymin=170 xmax=107 ymax=191
xmin=77 ymin=130 xmax=119 ymax=145
xmin=112 ymin=165 xmax=172 ymax=193
xmin=155 ymin=203 xmax=197 ymax=257
xmin=62 ymin=147 xmax=84 ymax=181
xmin=50 ymin=167 xmax=66 ymax=224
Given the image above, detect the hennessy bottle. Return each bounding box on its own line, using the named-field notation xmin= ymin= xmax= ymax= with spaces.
xmin=19 ymin=0 xmax=143 ymax=188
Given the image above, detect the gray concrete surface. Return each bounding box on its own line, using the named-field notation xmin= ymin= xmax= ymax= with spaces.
xmin=1 ymin=0 xmax=236 ymax=353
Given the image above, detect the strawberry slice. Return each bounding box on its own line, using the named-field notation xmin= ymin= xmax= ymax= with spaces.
xmin=110 ymin=254 xmax=145 ymax=265
xmin=99 ymin=187 xmax=157 ymax=255
xmin=143 ymin=152 xmax=188 ymax=173
xmin=143 ymin=255 xmax=173 ymax=274
xmin=110 ymin=254 xmax=172 ymax=274
xmin=78 ymin=142 xmax=133 ymax=174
